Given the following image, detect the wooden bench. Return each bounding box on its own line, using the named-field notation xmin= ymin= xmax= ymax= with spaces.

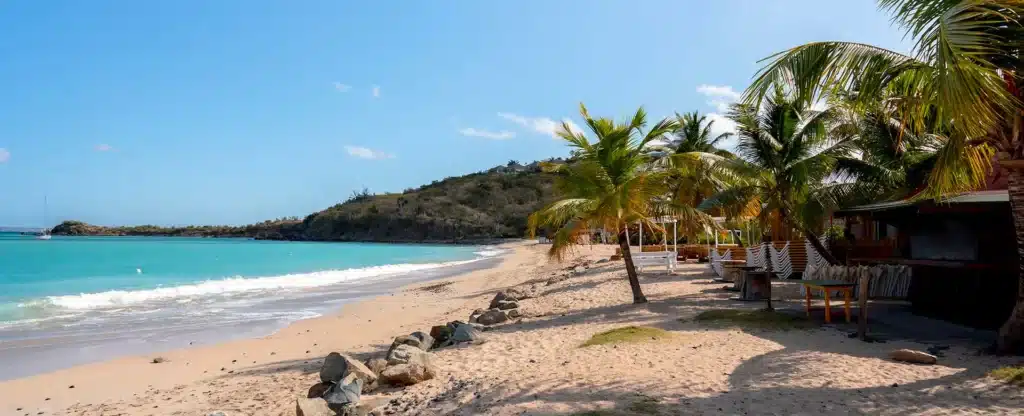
xmin=633 ymin=251 xmax=677 ymax=272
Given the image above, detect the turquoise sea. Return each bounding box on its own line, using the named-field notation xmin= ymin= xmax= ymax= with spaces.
xmin=0 ymin=233 xmax=502 ymax=379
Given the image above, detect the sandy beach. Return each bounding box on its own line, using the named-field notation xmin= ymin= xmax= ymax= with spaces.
xmin=2 ymin=242 xmax=1022 ymax=415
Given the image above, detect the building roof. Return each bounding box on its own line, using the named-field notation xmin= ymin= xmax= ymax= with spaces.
xmin=836 ymin=190 xmax=1008 ymax=215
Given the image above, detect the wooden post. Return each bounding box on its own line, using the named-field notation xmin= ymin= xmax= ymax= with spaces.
xmin=857 ymin=271 xmax=870 ymax=340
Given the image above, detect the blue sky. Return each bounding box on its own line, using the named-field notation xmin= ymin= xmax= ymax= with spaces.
xmin=0 ymin=1 xmax=910 ymax=227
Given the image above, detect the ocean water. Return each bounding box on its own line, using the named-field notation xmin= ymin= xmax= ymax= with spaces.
xmin=0 ymin=234 xmax=502 ymax=379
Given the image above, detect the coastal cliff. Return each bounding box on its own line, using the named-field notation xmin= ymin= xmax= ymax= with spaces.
xmin=52 ymin=160 xmax=559 ymax=242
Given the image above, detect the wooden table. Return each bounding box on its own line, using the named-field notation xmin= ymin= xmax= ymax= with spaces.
xmin=715 ymin=260 xmax=748 ymax=283
xmin=735 ymin=266 xmax=766 ymax=299
xmin=801 ymin=280 xmax=856 ymax=323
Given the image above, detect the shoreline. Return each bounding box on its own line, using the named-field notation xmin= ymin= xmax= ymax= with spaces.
xmin=0 ymin=253 xmax=503 ymax=381
xmin=0 ymin=241 xmax=540 ymax=414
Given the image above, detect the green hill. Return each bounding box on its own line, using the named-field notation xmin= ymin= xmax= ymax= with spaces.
xmin=51 ymin=160 xmax=560 ymax=243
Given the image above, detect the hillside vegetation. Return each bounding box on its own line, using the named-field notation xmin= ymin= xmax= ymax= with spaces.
xmin=51 ymin=161 xmax=559 ymax=242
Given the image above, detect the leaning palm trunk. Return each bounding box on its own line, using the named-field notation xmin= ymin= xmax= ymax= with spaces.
xmin=998 ymin=168 xmax=1024 ymax=354
xmin=617 ymin=227 xmax=648 ymax=304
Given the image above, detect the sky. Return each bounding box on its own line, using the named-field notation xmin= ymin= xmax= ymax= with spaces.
xmin=0 ymin=1 xmax=912 ymax=227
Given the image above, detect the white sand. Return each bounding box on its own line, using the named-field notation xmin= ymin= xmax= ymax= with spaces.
xmin=1 ymin=242 xmax=1021 ymax=415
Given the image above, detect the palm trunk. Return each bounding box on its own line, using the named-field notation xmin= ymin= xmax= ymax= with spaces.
xmin=618 ymin=227 xmax=648 ymax=304
xmin=997 ymin=167 xmax=1024 ymax=354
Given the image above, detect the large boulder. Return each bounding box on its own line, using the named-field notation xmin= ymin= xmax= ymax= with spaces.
xmin=380 ymin=362 xmax=437 ymax=386
xmin=324 ymin=374 xmax=362 ymax=412
xmin=451 ymin=323 xmax=484 ymax=344
xmin=319 ymin=352 xmax=378 ymax=393
xmin=495 ymin=300 xmax=519 ymax=310
xmin=476 ymin=308 xmax=509 ymax=326
xmin=296 ymin=397 xmax=334 ymax=416
xmin=505 ymin=285 xmax=535 ymax=300
xmin=388 ymin=331 xmax=434 ymax=354
xmin=889 ymin=349 xmax=937 ymax=365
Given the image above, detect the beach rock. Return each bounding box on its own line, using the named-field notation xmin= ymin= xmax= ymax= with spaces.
xmin=495 ymin=300 xmax=519 ymax=310
xmin=596 ymin=258 xmax=609 ymax=264
xmin=476 ymin=309 xmax=509 ymax=326
xmin=450 ymin=323 xmax=484 ymax=344
xmin=206 ymin=412 xmax=229 ymax=416
xmin=364 ymin=358 xmax=388 ymax=377
xmin=505 ymin=286 xmax=535 ymax=300
xmin=389 ymin=331 xmax=433 ymax=353
xmin=306 ymin=382 xmax=331 ymax=398
xmin=324 ymin=373 xmax=363 ymax=412
xmin=386 ymin=344 xmax=434 ymax=367
xmin=468 ymin=309 xmax=485 ymax=324
xmin=380 ymin=362 xmax=437 ymax=386
xmin=296 ymin=397 xmax=333 ymax=416
xmin=320 ymin=352 xmax=349 ymax=383
xmin=507 ymin=309 xmax=522 ymax=319
xmin=573 ymin=266 xmax=586 ymax=274
xmin=320 ymin=353 xmax=378 ymax=392
xmin=889 ymin=349 xmax=937 ymax=365
xmin=429 ymin=325 xmax=453 ymax=347
xmin=488 ymin=292 xmax=512 ymax=309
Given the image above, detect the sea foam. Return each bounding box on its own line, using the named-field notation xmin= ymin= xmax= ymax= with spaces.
xmin=30 ymin=259 xmax=479 ymax=310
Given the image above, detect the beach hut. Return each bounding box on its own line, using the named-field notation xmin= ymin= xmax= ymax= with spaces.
xmin=832 ymin=189 xmax=1017 ymax=328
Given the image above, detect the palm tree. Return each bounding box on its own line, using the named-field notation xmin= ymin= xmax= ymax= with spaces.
xmin=743 ymin=0 xmax=1024 ymax=353
xmin=702 ymin=89 xmax=856 ymax=266
xmin=650 ymin=111 xmax=736 ymax=239
xmin=529 ymin=103 xmax=677 ymax=304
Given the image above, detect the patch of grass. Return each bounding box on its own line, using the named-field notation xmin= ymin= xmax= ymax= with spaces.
xmin=692 ymin=309 xmax=816 ymax=330
xmin=580 ymin=326 xmax=672 ymax=347
xmin=990 ymin=366 xmax=1024 ymax=386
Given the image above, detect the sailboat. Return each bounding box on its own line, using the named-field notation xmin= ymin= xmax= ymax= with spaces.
xmin=37 ymin=196 xmax=51 ymax=240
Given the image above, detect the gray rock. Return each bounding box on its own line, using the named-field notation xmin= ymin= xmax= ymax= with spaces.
xmin=319 ymin=352 xmax=378 ymax=393
xmin=475 ymin=308 xmax=509 ymax=326
xmin=386 ymin=344 xmax=434 ymax=366
xmin=410 ymin=331 xmax=434 ymax=351
xmin=573 ymin=266 xmax=586 ymax=274
xmin=324 ymin=373 xmax=362 ymax=412
xmin=505 ymin=286 xmax=535 ymax=300
xmin=206 ymin=412 xmax=229 ymax=416
xmin=469 ymin=308 xmax=485 ymax=324
xmin=451 ymin=323 xmax=484 ymax=344
xmin=889 ymin=349 xmax=937 ymax=365
xmin=296 ymin=396 xmax=333 ymax=416
xmin=488 ymin=292 xmax=511 ymax=309
xmin=320 ymin=352 xmax=349 ymax=383
xmin=380 ymin=362 xmax=437 ymax=386
xmin=507 ymin=309 xmax=522 ymax=319
xmin=495 ymin=300 xmax=519 ymax=310
xmin=595 ymin=258 xmax=609 ymax=264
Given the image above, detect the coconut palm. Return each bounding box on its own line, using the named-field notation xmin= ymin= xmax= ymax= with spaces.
xmin=528 ymin=103 xmax=677 ymax=304
xmin=701 ymin=89 xmax=857 ymax=266
xmin=743 ymin=0 xmax=1024 ymax=353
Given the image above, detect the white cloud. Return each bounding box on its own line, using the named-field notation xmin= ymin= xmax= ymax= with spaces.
xmin=497 ymin=112 xmax=583 ymax=139
xmin=696 ymin=84 xmax=742 ymax=148
xmin=371 ymin=85 xmax=380 ymax=98
xmin=696 ymin=84 xmax=741 ymax=113
xmin=333 ymin=82 xmax=352 ymax=92
xmin=345 ymin=145 xmax=394 ymax=160
xmin=95 ymin=144 xmax=113 ymax=151
xmin=0 ymin=148 xmax=8 ymax=163
xmin=458 ymin=127 xmax=516 ymax=140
